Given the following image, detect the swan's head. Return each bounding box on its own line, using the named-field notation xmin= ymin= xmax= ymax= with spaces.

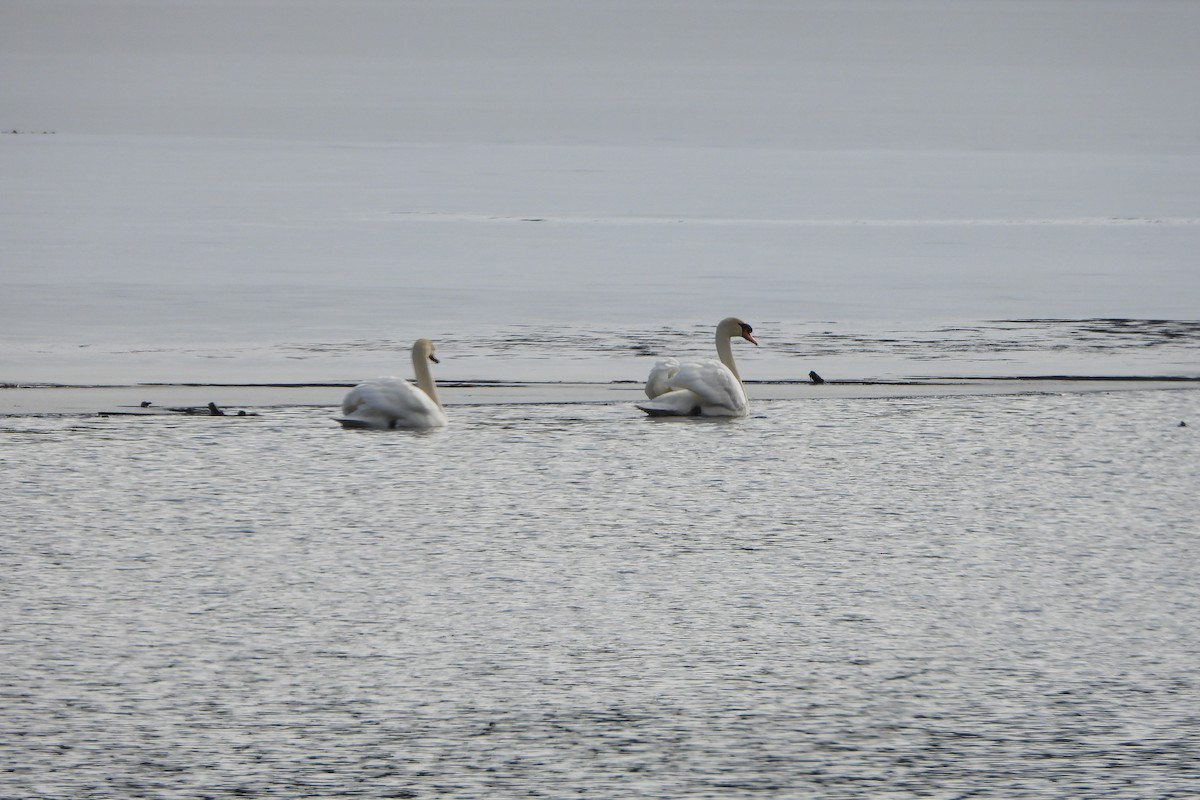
xmin=413 ymin=337 xmax=440 ymax=364
xmin=720 ymin=317 xmax=758 ymax=346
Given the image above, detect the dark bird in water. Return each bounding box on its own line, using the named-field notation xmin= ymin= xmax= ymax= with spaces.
xmin=140 ymin=401 xmax=152 ymax=407
xmin=207 ymin=402 xmax=225 ymax=416
xmin=1180 ymin=421 xmax=1188 ymax=427
xmin=809 ymin=370 xmax=825 ymax=384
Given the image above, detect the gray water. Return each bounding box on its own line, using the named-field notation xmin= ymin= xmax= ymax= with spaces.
xmin=3 ymin=389 xmax=1198 ymax=799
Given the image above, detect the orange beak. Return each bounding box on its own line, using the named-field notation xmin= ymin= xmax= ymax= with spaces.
xmin=742 ymin=330 xmax=758 ymax=346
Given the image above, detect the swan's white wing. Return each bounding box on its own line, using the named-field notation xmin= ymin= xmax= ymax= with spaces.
xmin=666 ymin=359 xmax=747 ymax=416
xmin=338 ymin=377 xmax=447 ymax=429
xmin=644 ymin=357 xmax=680 ymax=399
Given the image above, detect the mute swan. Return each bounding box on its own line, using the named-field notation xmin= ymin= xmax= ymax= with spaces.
xmin=336 ymin=338 xmax=448 ymax=429
xmin=636 ymin=317 xmax=758 ymax=417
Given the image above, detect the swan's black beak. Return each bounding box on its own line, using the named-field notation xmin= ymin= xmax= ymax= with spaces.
xmin=740 ymin=324 xmax=758 ymax=346
xmin=429 ymin=354 xmax=440 ymax=364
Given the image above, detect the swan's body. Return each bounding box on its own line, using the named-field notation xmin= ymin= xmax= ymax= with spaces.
xmin=636 ymin=317 xmax=757 ymax=417
xmin=336 ymin=338 xmax=448 ymax=429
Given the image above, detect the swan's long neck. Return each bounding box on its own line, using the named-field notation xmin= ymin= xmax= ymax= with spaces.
xmin=716 ymin=330 xmax=742 ymax=384
xmin=412 ymin=348 xmax=443 ymax=409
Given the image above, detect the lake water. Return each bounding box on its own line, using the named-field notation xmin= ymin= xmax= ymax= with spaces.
xmin=3 ymin=385 xmax=1197 ymax=798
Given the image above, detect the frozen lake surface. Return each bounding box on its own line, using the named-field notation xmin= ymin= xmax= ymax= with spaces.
xmin=3 ymin=135 xmax=1198 ymax=389
xmin=4 ymin=1 xmax=1200 ymax=388
xmin=3 ymin=390 xmax=1198 ymax=798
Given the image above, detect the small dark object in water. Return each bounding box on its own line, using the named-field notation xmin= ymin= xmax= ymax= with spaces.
xmin=1180 ymin=421 xmax=1188 ymax=427
xmin=140 ymin=401 xmax=152 ymax=408
xmin=207 ymin=402 xmax=225 ymax=416
xmin=809 ymin=370 xmax=825 ymax=384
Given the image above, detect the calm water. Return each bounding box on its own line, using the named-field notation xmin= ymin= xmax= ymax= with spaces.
xmin=2 ymin=389 xmax=1198 ymax=799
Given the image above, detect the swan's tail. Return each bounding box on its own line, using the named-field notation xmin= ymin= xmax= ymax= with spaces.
xmin=636 ymin=404 xmax=699 ymax=417
xmin=333 ymin=417 xmax=376 ymax=429
xmin=635 ymin=393 xmax=703 ymax=417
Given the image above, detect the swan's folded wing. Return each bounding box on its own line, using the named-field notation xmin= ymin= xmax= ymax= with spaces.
xmin=342 ymin=377 xmax=403 ymax=416
xmin=340 ymin=382 xmax=375 ymax=418
xmin=644 ymin=358 xmax=680 ymax=399
xmin=666 ymin=359 xmax=747 ymax=415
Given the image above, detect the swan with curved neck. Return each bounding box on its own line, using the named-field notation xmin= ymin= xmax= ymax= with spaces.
xmin=336 ymin=338 xmax=448 ymax=429
xmin=637 ymin=317 xmax=758 ymax=417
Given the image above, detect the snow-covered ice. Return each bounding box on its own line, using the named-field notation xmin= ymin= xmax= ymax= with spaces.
xmin=3 ymin=0 xmax=1198 ymax=388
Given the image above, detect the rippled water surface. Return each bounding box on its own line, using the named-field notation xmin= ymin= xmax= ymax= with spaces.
xmin=8 ymin=317 xmax=1200 ymax=388
xmin=3 ymin=390 xmax=1199 ymax=798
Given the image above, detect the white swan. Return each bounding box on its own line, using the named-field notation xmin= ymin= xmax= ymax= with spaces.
xmin=336 ymin=338 xmax=448 ymax=429
xmin=636 ymin=317 xmax=758 ymax=417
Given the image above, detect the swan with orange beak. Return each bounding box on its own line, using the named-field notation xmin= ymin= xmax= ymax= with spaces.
xmin=637 ymin=317 xmax=758 ymax=417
